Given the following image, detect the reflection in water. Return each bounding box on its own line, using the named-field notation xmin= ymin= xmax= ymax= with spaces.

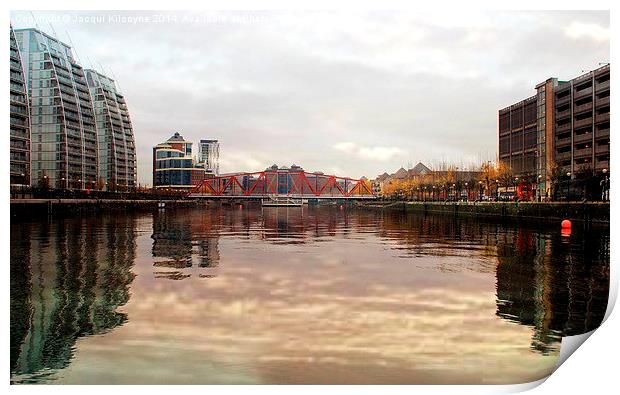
xmin=496 ymin=227 xmax=609 ymax=354
xmin=10 ymin=206 xmax=609 ymax=384
xmin=151 ymin=210 xmax=220 ymax=279
xmin=10 ymin=216 xmax=136 ymax=383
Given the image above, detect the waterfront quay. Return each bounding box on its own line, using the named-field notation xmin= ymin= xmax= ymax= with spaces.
xmin=358 ymin=200 xmax=610 ymax=225
xmin=10 ymin=198 xmax=208 ymax=216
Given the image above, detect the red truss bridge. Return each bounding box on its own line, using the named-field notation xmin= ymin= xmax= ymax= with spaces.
xmin=188 ymin=170 xmax=376 ymax=200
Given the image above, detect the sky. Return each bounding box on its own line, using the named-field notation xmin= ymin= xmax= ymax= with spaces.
xmin=10 ymin=10 xmax=610 ymax=186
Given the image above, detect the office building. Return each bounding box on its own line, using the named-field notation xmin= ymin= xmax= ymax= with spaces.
xmin=10 ymin=27 xmax=31 ymax=186
xmin=499 ymin=64 xmax=610 ymax=197
xmin=85 ymin=69 xmax=137 ymax=190
xmin=153 ymin=132 xmax=208 ymax=189
xmin=198 ymin=139 xmax=220 ymax=176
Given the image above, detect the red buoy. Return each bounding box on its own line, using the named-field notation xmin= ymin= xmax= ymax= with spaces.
xmin=561 ymin=219 xmax=572 ymax=229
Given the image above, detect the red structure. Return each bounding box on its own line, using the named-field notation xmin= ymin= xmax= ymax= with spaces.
xmin=188 ymin=169 xmax=375 ymax=199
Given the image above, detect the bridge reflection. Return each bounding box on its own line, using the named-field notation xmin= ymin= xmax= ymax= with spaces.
xmin=149 ymin=206 xmax=609 ymax=354
xmin=10 ymin=207 xmax=609 ymax=382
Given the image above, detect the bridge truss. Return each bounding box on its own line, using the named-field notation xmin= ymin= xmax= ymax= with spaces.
xmin=188 ymin=170 xmax=376 ymax=199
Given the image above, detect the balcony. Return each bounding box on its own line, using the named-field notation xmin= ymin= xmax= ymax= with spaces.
xmin=595 ymin=113 xmax=610 ymax=123
xmin=573 ymin=117 xmax=593 ymax=129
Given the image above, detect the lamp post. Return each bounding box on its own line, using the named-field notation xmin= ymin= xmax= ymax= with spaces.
xmin=432 ymin=185 xmax=436 ymax=201
xmin=20 ymin=173 xmax=25 ymax=198
xmin=452 ymin=183 xmax=456 ymax=201
xmin=464 ymin=182 xmax=469 ymax=202
xmin=514 ymin=177 xmax=519 ymax=201
xmin=601 ymin=168 xmax=609 ymax=201
xmin=537 ymin=175 xmax=543 ymax=201
xmin=423 ymin=186 xmax=427 ymax=202
xmin=566 ymin=172 xmax=571 ymax=201
xmin=478 ymin=180 xmax=483 ymax=201
xmin=495 ymin=179 xmax=500 ymax=201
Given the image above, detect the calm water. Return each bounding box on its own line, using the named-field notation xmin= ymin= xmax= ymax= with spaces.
xmin=10 ymin=206 xmax=609 ymax=384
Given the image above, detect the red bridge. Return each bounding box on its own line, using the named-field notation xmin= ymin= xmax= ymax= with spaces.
xmin=188 ymin=169 xmax=375 ymax=200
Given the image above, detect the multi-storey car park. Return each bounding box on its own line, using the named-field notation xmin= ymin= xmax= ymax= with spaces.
xmin=499 ymin=64 xmax=610 ymax=199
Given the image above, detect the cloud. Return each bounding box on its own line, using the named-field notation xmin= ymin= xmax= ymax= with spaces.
xmin=565 ymin=21 xmax=610 ymax=42
xmin=334 ymin=142 xmax=405 ymax=162
xmin=9 ymin=10 xmax=610 ymax=184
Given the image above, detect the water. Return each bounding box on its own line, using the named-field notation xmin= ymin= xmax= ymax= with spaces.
xmin=10 ymin=205 xmax=609 ymax=384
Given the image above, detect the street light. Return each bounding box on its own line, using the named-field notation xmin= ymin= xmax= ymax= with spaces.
xmin=495 ymin=179 xmax=500 ymax=200
xmin=601 ymin=169 xmax=609 ymax=201
xmin=538 ymin=175 xmax=543 ymax=201
xmin=20 ymin=173 xmax=25 ymax=198
xmin=566 ymin=172 xmax=571 ymax=201
xmin=478 ymin=180 xmax=483 ymax=201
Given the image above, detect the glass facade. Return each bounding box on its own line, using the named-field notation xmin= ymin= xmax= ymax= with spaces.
xmin=198 ymin=139 xmax=220 ymax=175
xmin=85 ymin=69 xmax=137 ymax=190
xmin=14 ymin=28 xmax=98 ymax=189
xmin=153 ymin=134 xmax=206 ymax=189
xmin=10 ymin=27 xmax=31 ymax=186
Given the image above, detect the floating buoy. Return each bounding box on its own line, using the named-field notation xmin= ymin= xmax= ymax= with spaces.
xmin=561 ymin=228 xmax=572 ymax=237
xmin=561 ymin=219 xmax=572 ymax=229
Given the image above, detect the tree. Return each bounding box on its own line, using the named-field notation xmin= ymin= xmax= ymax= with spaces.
xmin=38 ymin=174 xmax=50 ymax=190
xmin=548 ymin=162 xmax=564 ymax=201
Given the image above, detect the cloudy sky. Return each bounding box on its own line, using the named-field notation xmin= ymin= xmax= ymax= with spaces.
xmin=11 ymin=10 xmax=609 ymax=185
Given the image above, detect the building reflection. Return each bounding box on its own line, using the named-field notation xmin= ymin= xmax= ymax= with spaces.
xmin=495 ymin=226 xmax=609 ymax=354
xmin=376 ymin=211 xmax=609 ymax=354
xmin=10 ymin=215 xmax=136 ymax=382
xmin=148 ymin=205 xmax=609 ymax=354
xmin=151 ymin=209 xmax=220 ymax=280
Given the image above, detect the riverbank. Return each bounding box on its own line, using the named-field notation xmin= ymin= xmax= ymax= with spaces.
xmin=10 ymin=198 xmax=209 ymax=217
xmin=357 ymin=201 xmax=610 ymax=225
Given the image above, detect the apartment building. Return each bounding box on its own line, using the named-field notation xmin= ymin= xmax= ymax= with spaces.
xmin=85 ymin=69 xmax=137 ymax=190
xmin=10 ymin=27 xmax=31 ymax=186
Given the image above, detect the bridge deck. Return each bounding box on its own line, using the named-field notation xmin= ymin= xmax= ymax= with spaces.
xmin=187 ymin=194 xmax=376 ymax=200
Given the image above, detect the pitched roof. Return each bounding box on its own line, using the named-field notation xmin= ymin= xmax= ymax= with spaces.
xmin=167 ymin=132 xmax=187 ymax=142
xmin=393 ymin=167 xmax=408 ymax=179
xmin=410 ymin=162 xmax=432 ymax=175
xmin=376 ymin=172 xmax=390 ymax=182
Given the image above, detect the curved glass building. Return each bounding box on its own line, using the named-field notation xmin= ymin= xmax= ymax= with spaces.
xmin=10 ymin=27 xmax=31 ymax=186
xmin=85 ymin=69 xmax=137 ymax=190
xmin=13 ymin=28 xmax=98 ymax=189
